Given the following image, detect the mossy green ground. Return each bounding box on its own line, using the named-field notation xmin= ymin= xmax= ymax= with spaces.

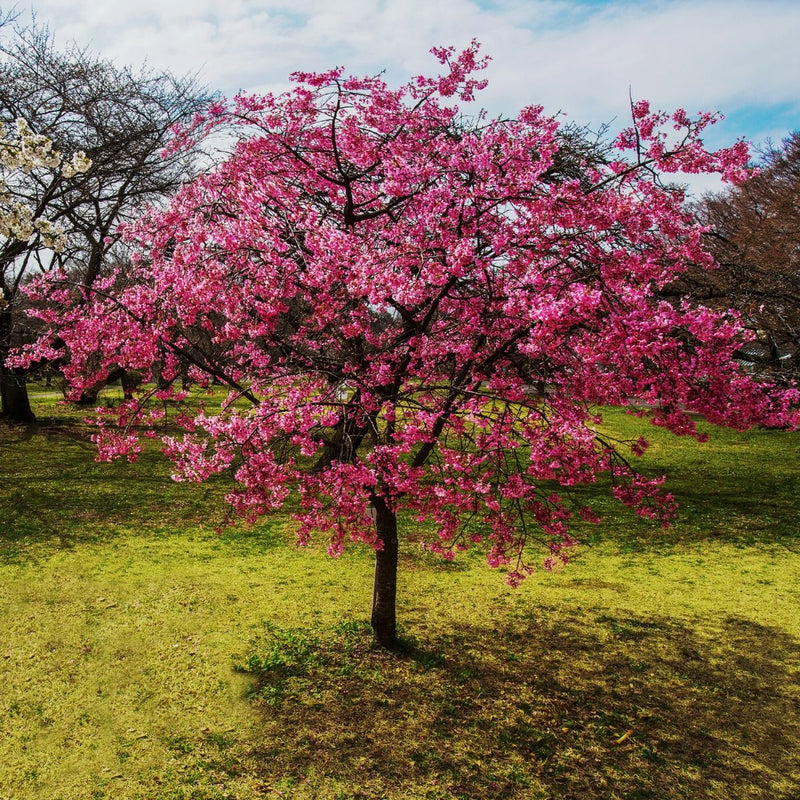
xmin=1 ymin=390 xmax=798 ymax=799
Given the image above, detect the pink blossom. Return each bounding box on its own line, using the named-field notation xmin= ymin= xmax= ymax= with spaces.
xmin=19 ymin=43 xmax=798 ymax=590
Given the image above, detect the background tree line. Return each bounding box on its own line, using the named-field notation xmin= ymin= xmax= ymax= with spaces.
xmin=670 ymin=134 xmax=800 ymax=382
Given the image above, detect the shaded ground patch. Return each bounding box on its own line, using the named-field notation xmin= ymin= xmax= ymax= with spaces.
xmin=239 ymin=611 xmax=800 ymax=799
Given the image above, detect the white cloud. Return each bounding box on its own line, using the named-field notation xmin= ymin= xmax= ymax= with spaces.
xmin=13 ymin=0 xmax=800 ymax=157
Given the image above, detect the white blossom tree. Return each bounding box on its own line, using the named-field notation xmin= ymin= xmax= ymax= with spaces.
xmin=0 ymin=116 xmax=89 ymax=420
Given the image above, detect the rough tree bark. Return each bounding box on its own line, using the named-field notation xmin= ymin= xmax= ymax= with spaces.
xmin=0 ymin=365 xmax=35 ymax=422
xmin=0 ymin=308 xmax=35 ymax=423
xmin=371 ymin=494 xmax=399 ymax=648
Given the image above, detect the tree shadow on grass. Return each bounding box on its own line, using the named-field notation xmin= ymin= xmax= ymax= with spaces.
xmin=238 ymin=610 xmax=800 ymax=800
xmin=0 ymin=424 xmax=289 ymax=563
xmin=565 ymin=466 xmax=800 ymax=556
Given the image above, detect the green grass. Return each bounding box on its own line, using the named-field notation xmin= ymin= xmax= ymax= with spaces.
xmin=1 ymin=390 xmax=799 ymax=799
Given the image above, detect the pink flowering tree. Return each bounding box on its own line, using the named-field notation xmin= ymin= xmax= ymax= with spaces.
xmin=20 ymin=44 xmax=798 ymax=647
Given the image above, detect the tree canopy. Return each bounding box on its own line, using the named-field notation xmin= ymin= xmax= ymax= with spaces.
xmin=0 ymin=20 xmax=211 ymax=420
xmin=678 ymin=132 xmax=800 ymax=381
xmin=21 ymin=44 xmax=799 ymax=646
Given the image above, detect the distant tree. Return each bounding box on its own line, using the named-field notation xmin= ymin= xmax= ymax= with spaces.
xmin=22 ymin=45 xmax=799 ymax=646
xmin=0 ymin=116 xmax=90 ymax=420
xmin=0 ymin=21 xmax=212 ymax=421
xmin=673 ymin=133 xmax=800 ymax=380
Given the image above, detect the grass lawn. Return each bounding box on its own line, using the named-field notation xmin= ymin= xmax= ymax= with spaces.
xmin=1 ymin=390 xmax=799 ymax=799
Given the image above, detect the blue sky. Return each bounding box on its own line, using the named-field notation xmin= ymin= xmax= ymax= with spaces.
xmin=11 ymin=0 xmax=800 ymax=194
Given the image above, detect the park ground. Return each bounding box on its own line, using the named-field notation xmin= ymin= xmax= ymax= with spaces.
xmin=1 ymin=388 xmax=799 ymax=799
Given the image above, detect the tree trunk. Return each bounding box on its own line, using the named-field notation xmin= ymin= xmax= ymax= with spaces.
xmin=0 ymin=309 xmax=35 ymax=423
xmin=0 ymin=364 xmax=35 ymax=423
xmin=371 ymin=495 xmax=399 ymax=648
xmin=75 ymin=388 xmax=101 ymax=407
xmin=74 ymin=366 xmax=127 ymax=406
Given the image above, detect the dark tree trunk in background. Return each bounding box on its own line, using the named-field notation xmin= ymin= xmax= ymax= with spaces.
xmin=371 ymin=495 xmax=399 ymax=648
xmin=75 ymin=365 xmax=128 ymax=406
xmin=75 ymin=388 xmax=101 ymax=407
xmin=0 ymin=309 xmax=35 ymax=423
xmin=0 ymin=364 xmax=34 ymax=422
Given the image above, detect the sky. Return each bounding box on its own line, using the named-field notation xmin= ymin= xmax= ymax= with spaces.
xmin=9 ymin=0 xmax=800 ymax=194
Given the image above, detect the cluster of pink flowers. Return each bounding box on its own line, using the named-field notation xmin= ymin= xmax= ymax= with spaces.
xmin=17 ymin=43 xmax=798 ymax=584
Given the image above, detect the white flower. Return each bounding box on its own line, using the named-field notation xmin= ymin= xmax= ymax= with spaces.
xmin=0 ymin=117 xmax=89 ymax=246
